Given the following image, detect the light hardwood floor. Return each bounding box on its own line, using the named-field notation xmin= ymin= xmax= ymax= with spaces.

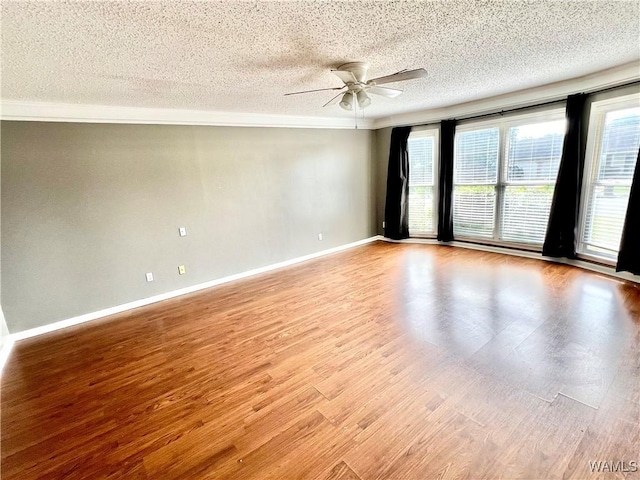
xmin=2 ymin=241 xmax=639 ymax=479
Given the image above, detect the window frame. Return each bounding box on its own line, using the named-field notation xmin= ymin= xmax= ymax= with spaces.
xmin=453 ymin=108 xmax=567 ymax=250
xmin=577 ymin=92 xmax=640 ymax=266
xmin=408 ymin=127 xmax=439 ymax=238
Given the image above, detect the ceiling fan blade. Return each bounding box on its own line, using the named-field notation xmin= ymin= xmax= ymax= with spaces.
xmin=367 ymin=68 xmax=427 ymax=85
xmin=323 ymin=91 xmax=344 ymax=107
xmin=367 ymin=86 xmax=403 ymax=98
xmin=331 ymin=69 xmax=358 ymax=84
xmin=284 ymin=87 xmax=344 ymax=96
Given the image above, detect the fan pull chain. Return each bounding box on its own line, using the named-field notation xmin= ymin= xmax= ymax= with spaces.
xmin=354 ymin=98 xmax=358 ymax=130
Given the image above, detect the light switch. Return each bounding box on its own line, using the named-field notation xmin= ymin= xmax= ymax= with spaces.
xmin=179 ymin=227 xmax=187 ymax=237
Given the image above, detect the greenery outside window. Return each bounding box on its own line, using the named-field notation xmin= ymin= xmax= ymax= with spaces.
xmin=453 ymin=110 xmax=566 ymax=248
xmin=408 ymin=128 xmax=439 ymax=236
xmin=579 ymin=93 xmax=640 ymax=262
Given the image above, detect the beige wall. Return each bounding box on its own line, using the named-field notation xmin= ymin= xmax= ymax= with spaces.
xmin=374 ymin=127 xmax=392 ymax=236
xmin=1 ymin=122 xmax=375 ymax=332
xmin=0 ymin=124 xmax=8 ymax=347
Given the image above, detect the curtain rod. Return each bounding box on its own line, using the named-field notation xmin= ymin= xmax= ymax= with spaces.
xmin=406 ymin=78 xmax=640 ymax=128
xmin=455 ymin=98 xmax=565 ymax=123
xmin=454 ymin=78 xmax=640 ymax=123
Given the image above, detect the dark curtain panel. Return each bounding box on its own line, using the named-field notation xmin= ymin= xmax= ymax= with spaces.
xmin=616 ymin=147 xmax=640 ymax=275
xmin=437 ymin=120 xmax=456 ymax=242
xmin=384 ymin=126 xmax=412 ymax=240
xmin=542 ymin=93 xmax=588 ymax=258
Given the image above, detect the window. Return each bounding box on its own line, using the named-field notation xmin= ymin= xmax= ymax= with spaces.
xmin=453 ymin=111 xmax=566 ymax=247
xmin=452 ymin=127 xmax=499 ymax=238
xmin=408 ymin=129 xmax=438 ymax=235
xmin=579 ymin=94 xmax=640 ymax=262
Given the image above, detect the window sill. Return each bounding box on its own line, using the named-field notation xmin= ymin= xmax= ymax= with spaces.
xmin=409 ymin=233 xmax=437 ymax=239
xmin=452 ymin=236 xmax=542 ymax=254
xmin=577 ymin=252 xmax=617 ymax=268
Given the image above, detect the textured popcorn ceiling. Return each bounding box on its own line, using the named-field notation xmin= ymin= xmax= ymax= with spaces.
xmin=2 ymin=1 xmax=639 ymax=119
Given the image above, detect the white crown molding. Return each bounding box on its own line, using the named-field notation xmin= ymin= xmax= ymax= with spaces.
xmin=372 ymin=61 xmax=640 ymax=129
xmin=3 ymin=63 xmax=637 ymax=131
xmin=0 ymin=100 xmax=375 ymax=130
xmin=8 ymin=236 xmax=383 ymax=342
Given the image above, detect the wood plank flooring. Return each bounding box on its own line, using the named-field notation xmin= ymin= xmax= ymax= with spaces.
xmin=2 ymin=241 xmax=639 ymax=479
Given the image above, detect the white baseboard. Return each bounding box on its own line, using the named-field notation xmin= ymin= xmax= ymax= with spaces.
xmin=381 ymin=237 xmax=639 ymax=284
xmin=0 ymin=338 xmax=15 ymax=375
xmin=0 ymin=306 xmax=12 ymax=375
xmin=9 ymin=233 xmax=633 ymax=355
xmin=9 ymin=235 xmax=383 ymax=343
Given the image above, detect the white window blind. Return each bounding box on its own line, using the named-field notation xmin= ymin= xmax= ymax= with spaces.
xmin=453 ymin=112 xmax=566 ymax=247
xmin=580 ymin=99 xmax=640 ymax=260
xmin=408 ymin=130 xmax=438 ymax=235
xmin=500 ymin=120 xmax=565 ymax=244
xmin=453 ymin=128 xmax=498 ymax=238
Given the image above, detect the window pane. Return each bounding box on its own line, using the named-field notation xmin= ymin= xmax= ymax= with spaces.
xmin=409 ymin=186 xmax=434 ymax=233
xmin=454 ymin=128 xmax=499 ymax=184
xmin=501 ymin=186 xmax=555 ymax=244
xmin=506 ymin=120 xmax=565 ymax=182
xmin=453 ymin=185 xmax=496 ymax=238
xmin=597 ymin=107 xmax=640 ymax=181
xmin=581 ymin=104 xmax=640 ymax=260
xmin=408 ymin=137 xmax=434 ymax=186
xmin=583 ymin=185 xmax=632 ymax=256
xmin=408 ymin=134 xmax=435 ymax=234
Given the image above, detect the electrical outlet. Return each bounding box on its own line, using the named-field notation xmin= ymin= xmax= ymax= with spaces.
xmin=178 ymin=265 xmax=186 ymax=275
xmin=318 ymin=233 xmax=323 ymax=241
xmin=145 ymin=272 xmax=154 ymax=282
xmin=179 ymin=227 xmax=187 ymax=237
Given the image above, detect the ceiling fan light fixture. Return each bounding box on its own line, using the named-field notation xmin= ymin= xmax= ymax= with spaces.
xmin=284 ymin=64 xmax=427 ymax=111
xmin=356 ymin=90 xmax=371 ymax=108
xmin=339 ymin=92 xmax=354 ymax=111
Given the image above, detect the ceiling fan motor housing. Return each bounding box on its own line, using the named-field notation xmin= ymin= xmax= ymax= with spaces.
xmin=337 ymin=62 xmax=370 ymax=84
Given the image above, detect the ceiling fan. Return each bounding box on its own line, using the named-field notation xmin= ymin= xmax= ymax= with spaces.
xmin=284 ymin=62 xmax=427 ymax=110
